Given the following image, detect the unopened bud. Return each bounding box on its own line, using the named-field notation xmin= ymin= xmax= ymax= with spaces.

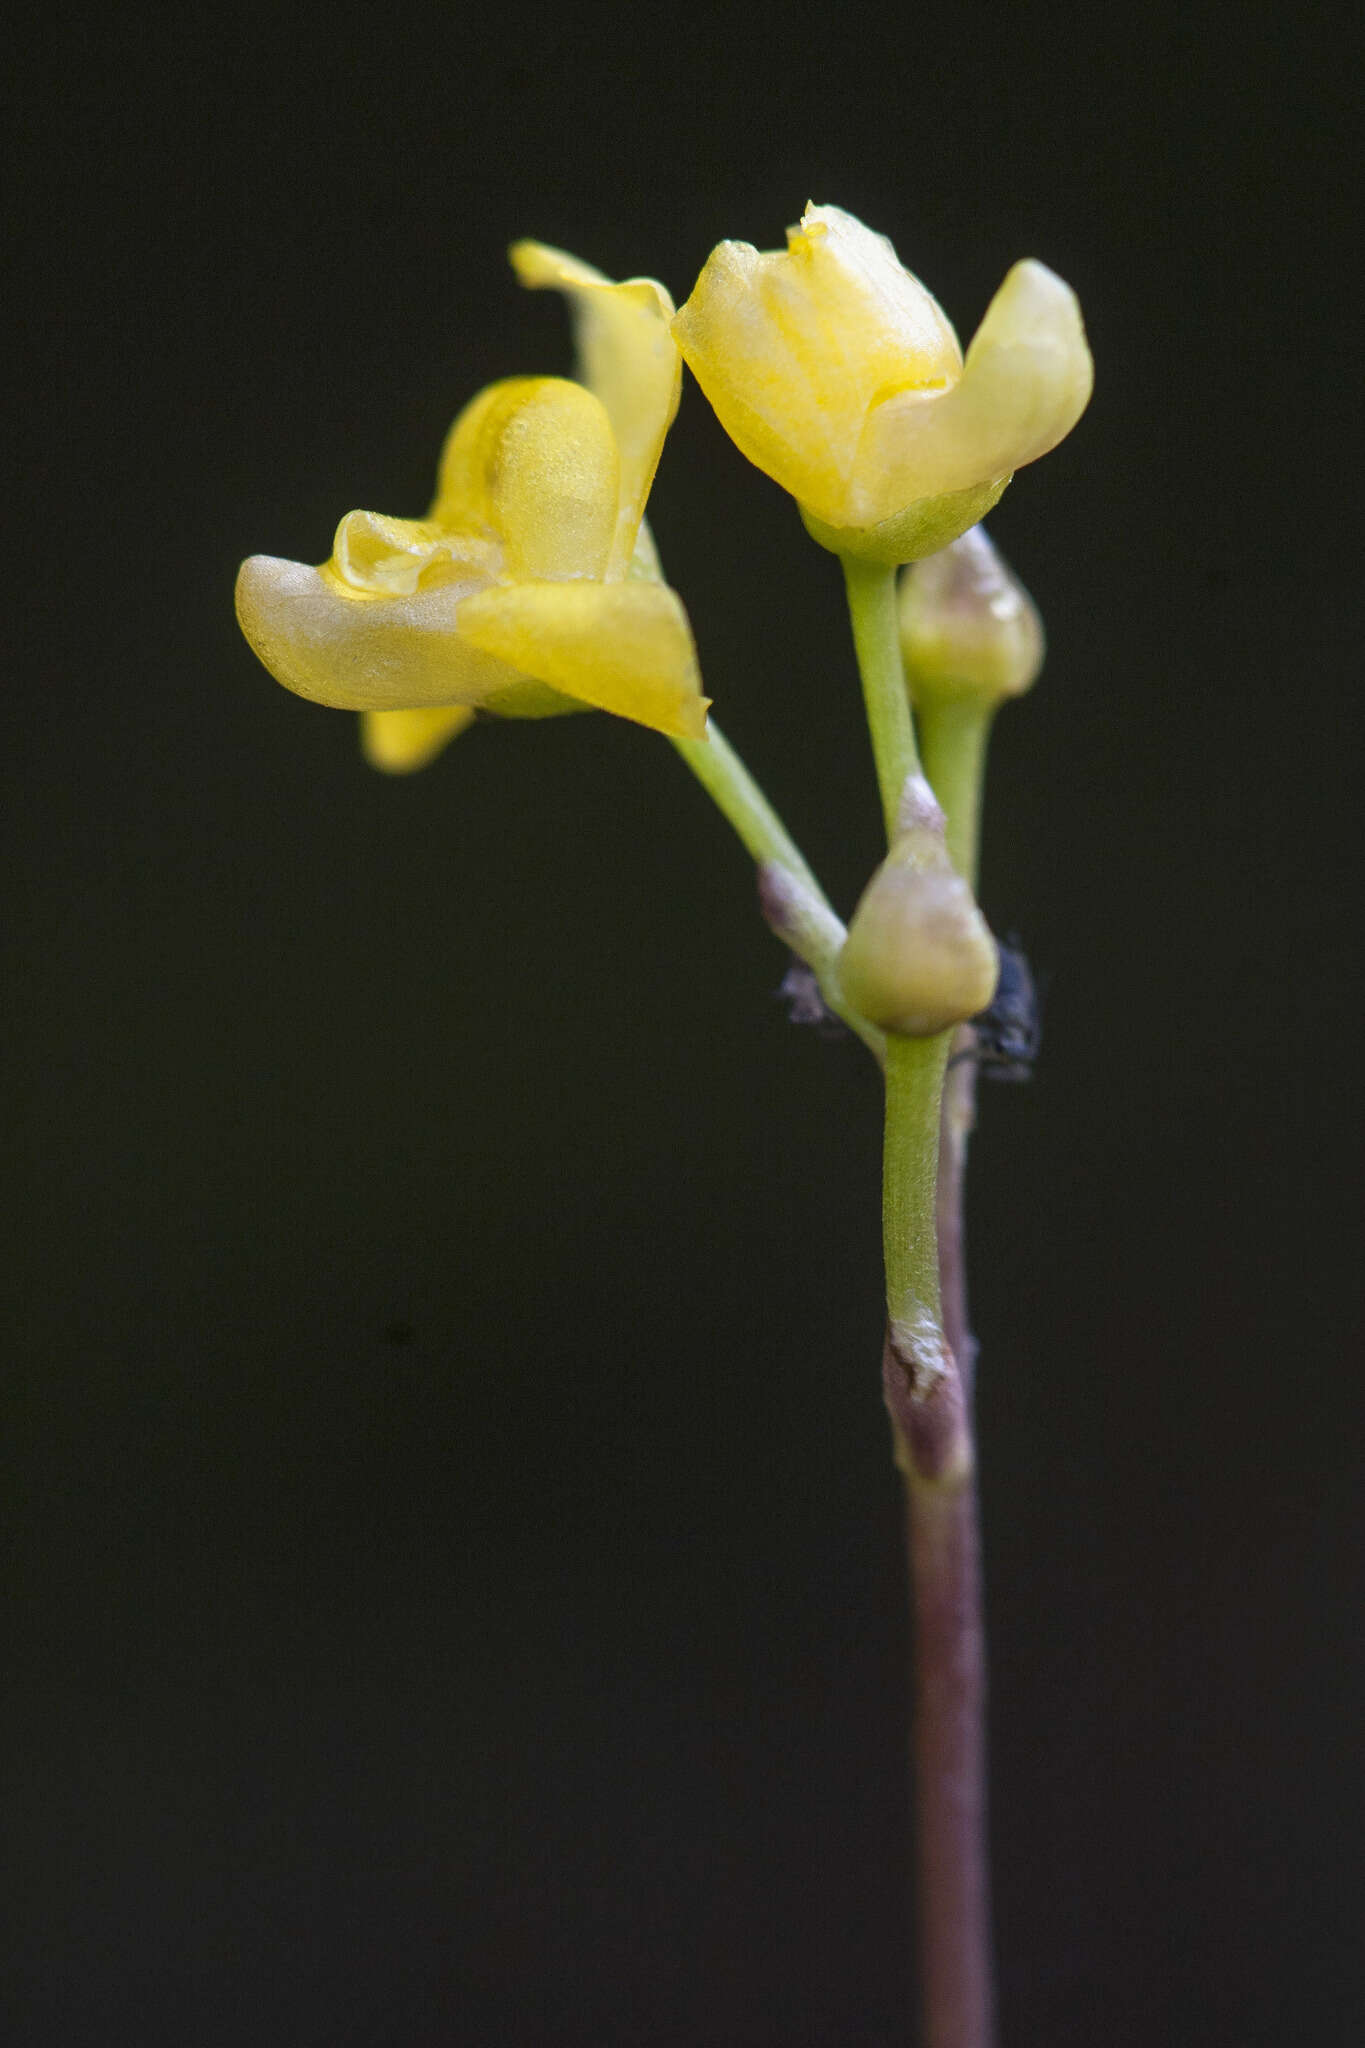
xmin=839 ymin=784 xmax=999 ymax=1035
xmin=898 ymin=524 xmax=1044 ymax=708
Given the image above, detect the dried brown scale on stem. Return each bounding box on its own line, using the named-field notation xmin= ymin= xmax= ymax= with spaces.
xmin=756 ymin=859 xmax=887 ymax=1062
xmin=755 ymin=858 xmax=818 ymax=948
xmin=884 ymin=1322 xmax=972 ymax=1486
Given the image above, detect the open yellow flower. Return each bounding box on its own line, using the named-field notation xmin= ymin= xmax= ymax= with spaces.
xmin=236 ymin=249 xmax=707 ymax=766
xmin=672 ymin=203 xmax=1093 ymax=563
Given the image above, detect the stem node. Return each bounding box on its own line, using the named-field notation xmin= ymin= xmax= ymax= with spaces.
xmin=884 ymin=1322 xmax=973 ymax=1487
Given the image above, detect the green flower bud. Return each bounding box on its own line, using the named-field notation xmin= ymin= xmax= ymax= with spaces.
xmin=839 ymin=777 xmax=999 ymax=1036
xmin=898 ymin=523 xmax=1044 ymax=706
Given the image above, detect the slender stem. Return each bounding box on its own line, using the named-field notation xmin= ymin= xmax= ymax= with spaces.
xmin=840 ymin=555 xmax=920 ymax=841
xmin=919 ymin=696 xmax=995 ymax=1389
xmin=910 ymin=682 xmax=995 ymax=1388
xmin=936 ymin=1039 xmax=979 ymax=1399
xmin=902 ymin=695 xmax=996 ymax=2046
xmin=901 ymin=1438 xmax=993 ymax=2048
xmin=880 ymin=1029 xmax=963 ymax=1484
xmin=671 ymin=720 xmax=822 ymax=889
xmin=670 ymin=721 xmax=883 ymax=1058
xmin=918 ymin=703 xmax=992 ymax=890
xmin=882 ymin=1036 xmax=949 ymax=1336
xmin=882 ymin=1032 xmax=993 ymax=2048
xmin=838 ymin=577 xmax=995 ymax=2047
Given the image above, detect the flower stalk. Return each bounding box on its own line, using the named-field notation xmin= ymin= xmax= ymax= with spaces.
xmin=669 ymin=723 xmax=883 ymax=1055
xmin=918 ymin=702 xmax=992 ymax=891
xmin=841 ymin=556 xmax=921 ymax=837
xmin=920 ymin=693 xmax=994 ymax=1412
xmin=895 ymin=531 xmax=1037 ymax=2043
xmin=905 ymin=519 xmax=1045 ymax=1400
xmin=840 ymin=553 xmax=995 ymax=2048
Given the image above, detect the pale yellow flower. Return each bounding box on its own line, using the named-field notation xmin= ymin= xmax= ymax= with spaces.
xmin=672 ymin=204 xmax=1093 ymax=562
xmin=236 ymin=251 xmax=707 ymax=767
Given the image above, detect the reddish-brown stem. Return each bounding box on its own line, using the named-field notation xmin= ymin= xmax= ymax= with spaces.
xmin=902 ymin=1459 xmax=992 ymax=2048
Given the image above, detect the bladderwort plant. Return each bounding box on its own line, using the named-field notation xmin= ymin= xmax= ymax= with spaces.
xmin=237 ymin=203 xmax=1092 ymax=2048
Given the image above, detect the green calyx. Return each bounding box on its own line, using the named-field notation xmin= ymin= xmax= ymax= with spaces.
xmin=800 ymin=474 xmax=1012 ymax=566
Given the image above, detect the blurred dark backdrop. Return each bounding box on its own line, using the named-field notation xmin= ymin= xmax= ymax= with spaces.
xmin=4 ymin=3 xmax=1360 ymax=2043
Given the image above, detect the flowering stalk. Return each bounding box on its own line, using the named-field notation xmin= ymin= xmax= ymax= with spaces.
xmin=920 ymin=702 xmax=993 ymax=1406
xmin=888 ymin=520 xmax=1049 ymax=2046
xmin=237 ymin=206 xmax=1088 ymax=2048
xmin=895 ymin=712 xmax=995 ymax=2048
xmin=841 ymin=558 xmax=919 ymax=838
xmin=919 ymin=703 xmax=991 ymax=900
xmin=842 ymin=555 xmax=994 ymax=2048
xmin=907 ymin=522 xmax=1046 ymax=1398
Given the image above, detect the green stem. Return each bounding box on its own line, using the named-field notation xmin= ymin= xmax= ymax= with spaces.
xmin=671 ymin=721 xmax=820 ymax=888
xmin=670 ymin=722 xmax=883 ymax=1059
xmin=840 ymin=555 xmax=920 ymax=842
xmin=918 ymin=702 xmax=993 ymax=890
xmin=835 ymin=555 xmax=951 ymax=1340
xmin=919 ymin=696 xmax=995 ymax=1398
xmin=883 ymin=1033 xmax=950 ymax=1336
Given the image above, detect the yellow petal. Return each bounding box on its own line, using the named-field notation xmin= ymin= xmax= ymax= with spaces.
xmin=786 ymin=205 xmax=961 ymax=393
xmin=360 ymin=705 xmax=476 ymax=773
xmin=428 ymin=380 xmax=521 ymax=530
xmin=856 ymin=260 xmax=1093 ymax=519
xmin=430 ymin=376 xmax=618 ymax=581
xmin=456 ymin=578 xmax=709 ymax=739
xmin=477 ymin=677 xmax=592 ymax=720
xmin=511 ymin=241 xmax=681 ymax=578
xmin=672 ymin=203 xmax=961 ymax=527
xmin=235 ymin=553 xmax=522 ymax=711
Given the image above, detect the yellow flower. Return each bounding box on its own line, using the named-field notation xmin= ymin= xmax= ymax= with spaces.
xmin=672 ymin=203 xmax=1093 ymax=563
xmin=236 ymin=249 xmax=708 ymax=768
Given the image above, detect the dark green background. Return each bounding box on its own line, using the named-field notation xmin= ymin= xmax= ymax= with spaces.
xmin=4 ymin=3 xmax=1359 ymax=2042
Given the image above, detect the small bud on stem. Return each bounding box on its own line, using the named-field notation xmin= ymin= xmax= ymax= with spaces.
xmin=899 ymin=523 xmax=1044 ymax=710
xmin=838 ymin=779 xmax=999 ymax=1037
